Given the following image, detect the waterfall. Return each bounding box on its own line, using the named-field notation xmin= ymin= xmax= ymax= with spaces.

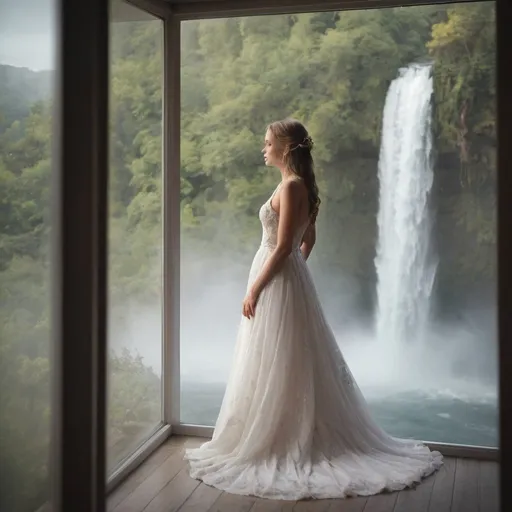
xmin=375 ymin=64 xmax=436 ymax=347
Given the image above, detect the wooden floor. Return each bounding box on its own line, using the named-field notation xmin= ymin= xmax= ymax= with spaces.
xmin=107 ymin=436 xmax=500 ymax=512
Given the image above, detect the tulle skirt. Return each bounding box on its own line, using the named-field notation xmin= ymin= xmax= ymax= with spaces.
xmin=184 ymin=246 xmax=443 ymax=500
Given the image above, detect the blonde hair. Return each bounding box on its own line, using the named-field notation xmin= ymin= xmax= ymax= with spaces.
xmin=267 ymin=118 xmax=320 ymax=222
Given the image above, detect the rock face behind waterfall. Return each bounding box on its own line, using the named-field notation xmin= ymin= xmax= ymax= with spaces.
xmin=375 ymin=64 xmax=437 ymax=346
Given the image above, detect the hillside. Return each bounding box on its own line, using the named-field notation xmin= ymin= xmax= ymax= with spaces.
xmin=0 ymin=64 xmax=53 ymax=132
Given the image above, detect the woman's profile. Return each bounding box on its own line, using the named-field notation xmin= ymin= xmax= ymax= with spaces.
xmin=185 ymin=118 xmax=443 ymax=500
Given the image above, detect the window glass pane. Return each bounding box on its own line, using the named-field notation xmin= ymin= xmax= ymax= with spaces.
xmin=180 ymin=2 xmax=497 ymax=447
xmin=108 ymin=0 xmax=163 ymax=471
xmin=0 ymin=0 xmax=56 ymax=510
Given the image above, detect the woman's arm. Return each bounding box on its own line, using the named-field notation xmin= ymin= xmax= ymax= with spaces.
xmin=242 ymin=180 xmax=301 ymax=318
xmin=300 ymin=223 xmax=316 ymax=260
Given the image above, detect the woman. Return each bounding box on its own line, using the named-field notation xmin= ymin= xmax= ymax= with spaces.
xmin=185 ymin=118 xmax=443 ymax=500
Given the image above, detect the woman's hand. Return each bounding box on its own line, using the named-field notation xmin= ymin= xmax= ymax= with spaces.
xmin=242 ymin=289 xmax=260 ymax=319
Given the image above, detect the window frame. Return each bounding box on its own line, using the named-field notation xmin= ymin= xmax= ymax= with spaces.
xmin=107 ymin=0 xmax=174 ymax=491
xmin=168 ymin=0 xmax=500 ymax=462
xmin=52 ymin=1 xmax=110 ymax=511
xmin=169 ymin=0 xmax=482 ymax=19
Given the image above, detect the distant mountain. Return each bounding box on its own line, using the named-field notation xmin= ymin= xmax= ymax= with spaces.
xmin=0 ymin=64 xmax=53 ymax=132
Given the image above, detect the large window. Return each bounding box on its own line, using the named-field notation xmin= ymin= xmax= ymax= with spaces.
xmin=179 ymin=2 xmax=497 ymax=447
xmin=0 ymin=0 xmax=56 ymax=510
xmin=108 ymin=0 xmax=164 ymax=471
xmin=0 ymin=0 xmax=167 ymax=501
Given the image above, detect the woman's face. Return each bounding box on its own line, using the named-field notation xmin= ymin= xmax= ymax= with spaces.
xmin=262 ymin=129 xmax=283 ymax=168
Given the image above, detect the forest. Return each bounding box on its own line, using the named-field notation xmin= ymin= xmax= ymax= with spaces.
xmin=0 ymin=3 xmax=495 ymax=511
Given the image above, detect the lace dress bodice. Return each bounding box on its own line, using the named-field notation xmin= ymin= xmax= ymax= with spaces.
xmin=258 ymin=188 xmax=309 ymax=251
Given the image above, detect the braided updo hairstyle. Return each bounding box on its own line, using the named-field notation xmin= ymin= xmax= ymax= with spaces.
xmin=267 ymin=118 xmax=321 ymax=223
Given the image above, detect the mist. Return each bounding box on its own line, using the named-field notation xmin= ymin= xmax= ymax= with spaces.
xmin=110 ymin=248 xmax=497 ymax=393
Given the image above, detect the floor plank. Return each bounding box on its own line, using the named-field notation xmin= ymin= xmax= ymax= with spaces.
xmin=428 ymin=457 xmax=457 ymax=512
xmin=451 ymin=458 xmax=479 ymax=512
xmin=362 ymin=492 xmax=398 ymax=512
xmin=107 ymin=436 xmax=499 ymax=512
xmin=143 ymin=467 xmax=201 ymax=512
xmin=293 ymin=499 xmax=336 ymax=512
xmin=208 ymin=492 xmax=256 ymax=512
xmin=327 ymin=496 xmax=367 ymax=511
xmin=113 ymin=447 xmax=187 ymax=512
xmin=177 ymin=483 xmax=224 ymax=512
xmin=479 ymin=460 xmax=500 ymax=512
xmin=251 ymin=499 xmax=296 ymax=511
xmin=393 ymin=472 xmax=436 ymax=512
xmin=183 ymin=437 xmax=208 ymax=450
xmin=107 ymin=437 xmax=184 ymax=511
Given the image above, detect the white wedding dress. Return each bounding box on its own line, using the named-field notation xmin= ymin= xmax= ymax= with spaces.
xmin=185 ymin=186 xmax=443 ymax=500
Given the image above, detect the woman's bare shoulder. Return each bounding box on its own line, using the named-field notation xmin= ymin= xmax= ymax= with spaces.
xmin=282 ymin=177 xmax=307 ymax=197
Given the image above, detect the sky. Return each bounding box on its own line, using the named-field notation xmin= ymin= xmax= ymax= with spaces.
xmin=0 ymin=0 xmax=56 ymax=70
xmin=0 ymin=0 xmax=156 ymax=71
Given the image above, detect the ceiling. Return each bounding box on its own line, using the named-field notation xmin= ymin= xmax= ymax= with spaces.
xmin=111 ymin=0 xmax=160 ymax=21
xmin=112 ymin=0 xmax=479 ymax=22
